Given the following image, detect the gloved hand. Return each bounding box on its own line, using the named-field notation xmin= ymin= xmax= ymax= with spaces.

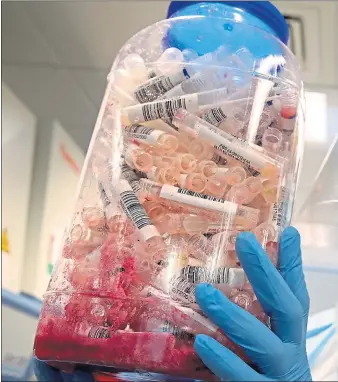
xmin=194 ymin=226 xmax=312 ymax=381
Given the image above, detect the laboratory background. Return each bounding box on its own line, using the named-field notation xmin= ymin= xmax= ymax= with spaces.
xmin=1 ymin=1 xmax=338 ymax=380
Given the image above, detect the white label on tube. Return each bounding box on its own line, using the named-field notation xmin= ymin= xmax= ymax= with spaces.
xmin=194 ymin=121 xmax=266 ymax=171
xmin=269 ymin=186 xmax=288 ymax=236
xmin=176 ymin=305 xmax=218 ymax=333
xmin=119 ymin=179 xmax=160 ymax=241
xmin=160 ymin=184 xmax=238 ymax=215
xmin=123 ymin=93 xmax=198 ymax=124
xmin=202 ymin=107 xmax=229 ymax=126
xmin=124 ymin=125 xmax=164 ymax=145
xmin=214 ymin=144 xmax=261 ymax=177
xmin=135 ymin=76 xmax=176 ymax=103
xmin=170 ymin=276 xmax=196 ymax=304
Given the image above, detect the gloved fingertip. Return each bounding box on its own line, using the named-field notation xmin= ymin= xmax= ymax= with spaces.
xmin=195 ymin=283 xmax=216 ymax=303
xmin=194 ymin=334 xmax=216 ymax=353
xmin=237 ymin=231 xmax=257 ymax=243
xmin=235 ymin=231 xmax=261 ymax=260
xmin=282 ymin=226 xmax=300 ymax=241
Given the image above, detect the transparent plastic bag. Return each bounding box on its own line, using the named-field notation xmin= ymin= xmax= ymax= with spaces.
xmin=34 ymin=16 xmax=304 ymax=380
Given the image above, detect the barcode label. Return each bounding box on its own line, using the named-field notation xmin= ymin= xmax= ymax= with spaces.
xmin=202 ymin=107 xmax=228 ymax=126
xmin=120 ymin=190 xmax=152 ymax=230
xmin=162 ymin=321 xmax=194 ymax=341
xmin=119 ymin=179 xmax=160 ymax=241
xmin=170 ymin=276 xmax=196 ymax=303
xmin=121 ymin=163 xmax=142 ymax=193
xmin=271 ymin=186 xmax=288 ymax=228
xmin=123 ymin=94 xmax=198 ymax=124
xmin=135 ymin=75 xmax=176 ymax=103
xmin=142 ymin=98 xmax=187 ymax=121
xmin=124 ymin=124 xmax=163 ymax=145
xmin=181 ymin=266 xmax=209 ymax=283
xmin=210 ymin=268 xmax=230 ymax=284
xmin=88 ymin=326 xmax=110 ymax=339
xmin=160 ymin=184 xmax=238 ymax=215
xmin=214 ymin=144 xmax=261 ymax=177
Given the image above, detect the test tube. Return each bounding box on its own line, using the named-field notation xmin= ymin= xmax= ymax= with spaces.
xmin=186 ymin=234 xmax=213 ymax=261
xmin=134 ymin=70 xmax=188 ymax=103
xmin=262 ymin=127 xmax=283 ymax=154
xmin=205 ymin=174 xmax=228 ymax=198
xmin=146 ymin=166 xmax=180 ymax=186
xmin=152 ymin=213 xmax=224 ymax=235
xmin=196 ymin=160 xmax=218 ymax=177
xmin=188 ymin=139 xmax=215 ymax=160
xmin=162 ymin=67 xmax=232 ymax=98
xmin=222 ymin=166 xmax=247 ymax=186
xmin=120 ymin=163 xmax=142 ymax=193
xmin=178 ymin=173 xmax=208 ymax=193
xmin=173 ymin=109 xmax=280 ymax=177
xmin=124 ymin=143 xmax=153 ymax=172
xmin=123 ymin=53 xmax=148 ymax=83
xmin=124 ymin=125 xmax=179 ymax=154
xmin=178 ymin=266 xmax=246 ymax=287
xmin=139 ymin=179 xmax=259 ymax=230
xmin=121 ymin=86 xmax=238 ymax=125
xmin=174 ymin=153 xmax=197 ymax=174
xmin=118 ymin=179 xmax=164 ymax=252
xmin=253 ymin=223 xmax=276 ymax=246
xmin=210 ymin=230 xmax=240 ymax=252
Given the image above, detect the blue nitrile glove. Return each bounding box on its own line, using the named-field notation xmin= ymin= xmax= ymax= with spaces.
xmin=194 ymin=226 xmax=312 ymax=381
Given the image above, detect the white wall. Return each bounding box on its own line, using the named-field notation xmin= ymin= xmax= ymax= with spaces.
xmin=21 ymin=119 xmax=84 ymax=298
xmin=35 ymin=121 xmax=84 ymax=297
xmin=2 ymin=84 xmax=36 ymax=292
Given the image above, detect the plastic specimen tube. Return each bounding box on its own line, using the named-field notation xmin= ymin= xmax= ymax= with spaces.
xmin=139 ymin=179 xmax=259 ymax=228
xmin=172 ymin=109 xmax=280 ymax=176
xmin=124 ymin=143 xmax=153 ymax=172
xmin=134 ymin=70 xmax=188 ymax=103
xmin=121 ymin=86 xmax=236 ymax=125
xmin=123 ymin=125 xmax=179 ymax=153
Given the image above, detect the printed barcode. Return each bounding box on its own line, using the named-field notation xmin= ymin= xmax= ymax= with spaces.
xmin=163 ymin=321 xmax=194 ymax=341
xmin=124 ymin=125 xmax=154 ymax=136
xmin=120 ymin=190 xmax=152 ymax=229
xmin=88 ymin=326 xmax=110 ymax=339
xmin=210 ymin=268 xmax=230 ymax=284
xmin=121 ymin=164 xmax=141 ymax=181
xmin=181 ymin=266 xmax=209 ymax=283
xmin=203 ymin=107 xmax=227 ymax=126
xmin=272 ymin=187 xmax=288 ymax=227
xmin=142 ymin=97 xmax=188 ymax=121
xmin=170 ymin=276 xmax=196 ymax=303
xmin=135 ymin=76 xmax=175 ymax=103
xmin=215 ymin=144 xmax=260 ymax=177
xmin=177 ymin=188 xmax=225 ymax=204
xmin=130 ymin=180 xmax=140 ymax=193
